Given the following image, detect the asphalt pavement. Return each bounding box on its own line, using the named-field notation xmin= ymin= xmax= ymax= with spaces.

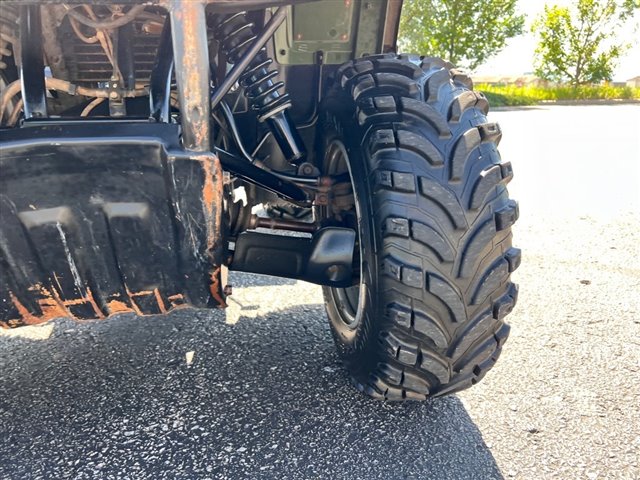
xmin=1 ymin=105 xmax=639 ymax=479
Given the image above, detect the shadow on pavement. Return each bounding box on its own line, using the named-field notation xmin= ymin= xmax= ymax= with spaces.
xmin=0 ymin=304 xmax=503 ymax=480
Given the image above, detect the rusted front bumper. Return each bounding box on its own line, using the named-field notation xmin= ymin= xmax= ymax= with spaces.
xmin=0 ymin=122 xmax=226 ymax=328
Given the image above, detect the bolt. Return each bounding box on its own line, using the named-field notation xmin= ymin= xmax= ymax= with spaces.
xmin=301 ymin=163 xmax=314 ymax=176
xmin=109 ymin=91 xmax=119 ymax=99
xmin=326 ymin=265 xmax=347 ymax=282
xmin=223 ymin=285 xmax=233 ymax=296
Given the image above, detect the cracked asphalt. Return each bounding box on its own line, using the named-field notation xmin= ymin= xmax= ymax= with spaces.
xmin=1 ymin=105 xmax=639 ymax=479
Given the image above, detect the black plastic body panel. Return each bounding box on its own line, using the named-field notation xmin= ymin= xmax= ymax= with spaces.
xmin=230 ymin=227 xmax=355 ymax=288
xmin=0 ymin=122 xmax=226 ymax=327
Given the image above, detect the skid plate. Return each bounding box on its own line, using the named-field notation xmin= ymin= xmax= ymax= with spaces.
xmin=0 ymin=122 xmax=225 ymax=328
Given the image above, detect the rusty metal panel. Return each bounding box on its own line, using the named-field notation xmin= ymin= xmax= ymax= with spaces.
xmin=0 ymin=122 xmax=226 ymax=328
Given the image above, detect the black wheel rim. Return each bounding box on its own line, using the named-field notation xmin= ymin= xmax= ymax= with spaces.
xmin=324 ymin=139 xmax=366 ymax=329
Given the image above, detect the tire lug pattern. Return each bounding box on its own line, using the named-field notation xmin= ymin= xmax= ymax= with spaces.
xmin=322 ymin=54 xmax=520 ymax=401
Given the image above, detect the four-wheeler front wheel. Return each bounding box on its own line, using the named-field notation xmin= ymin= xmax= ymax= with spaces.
xmin=319 ymin=54 xmax=520 ymax=401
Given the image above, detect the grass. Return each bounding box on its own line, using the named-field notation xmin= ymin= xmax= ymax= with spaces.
xmin=475 ymin=84 xmax=640 ymax=107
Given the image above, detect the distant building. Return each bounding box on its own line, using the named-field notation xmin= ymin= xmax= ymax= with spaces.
xmin=626 ymin=76 xmax=640 ymax=88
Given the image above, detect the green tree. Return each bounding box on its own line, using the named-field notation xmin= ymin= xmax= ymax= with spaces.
xmin=398 ymin=0 xmax=525 ymax=70
xmin=532 ymin=0 xmax=639 ymax=86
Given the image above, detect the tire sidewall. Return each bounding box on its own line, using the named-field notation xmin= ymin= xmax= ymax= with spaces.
xmin=319 ymin=100 xmax=384 ymax=378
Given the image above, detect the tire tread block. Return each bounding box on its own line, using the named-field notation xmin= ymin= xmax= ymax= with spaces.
xmin=472 ymin=258 xmax=510 ymax=306
xmin=419 ymin=177 xmax=467 ymax=229
xmin=427 ymin=274 xmax=466 ymax=324
xmin=411 ymin=221 xmax=455 ymax=262
xmin=397 ymin=130 xmax=444 ymax=166
xmin=458 ymin=218 xmax=497 ymax=278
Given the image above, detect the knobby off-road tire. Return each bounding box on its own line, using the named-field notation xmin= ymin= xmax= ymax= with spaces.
xmin=320 ymin=54 xmax=520 ymax=401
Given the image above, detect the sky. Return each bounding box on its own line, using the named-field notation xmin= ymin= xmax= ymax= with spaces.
xmin=473 ymin=0 xmax=640 ymax=81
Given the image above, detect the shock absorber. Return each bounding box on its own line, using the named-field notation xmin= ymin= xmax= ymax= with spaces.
xmin=213 ymin=12 xmax=306 ymax=164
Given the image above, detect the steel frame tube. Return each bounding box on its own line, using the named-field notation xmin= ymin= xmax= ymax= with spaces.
xmin=117 ymin=22 xmax=136 ymax=90
xmin=217 ymin=100 xmax=255 ymax=162
xmin=215 ymin=147 xmax=309 ymax=202
xmin=167 ymin=0 xmax=211 ymax=151
xmin=20 ymin=5 xmax=47 ymax=119
xmin=149 ymin=19 xmax=174 ymax=123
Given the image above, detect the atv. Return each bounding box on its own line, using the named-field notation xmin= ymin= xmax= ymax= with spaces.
xmin=0 ymin=0 xmax=520 ymax=401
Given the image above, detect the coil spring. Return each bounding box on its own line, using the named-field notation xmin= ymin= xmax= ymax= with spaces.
xmin=213 ymin=12 xmax=291 ymax=121
xmin=0 ymin=5 xmax=19 ymax=70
